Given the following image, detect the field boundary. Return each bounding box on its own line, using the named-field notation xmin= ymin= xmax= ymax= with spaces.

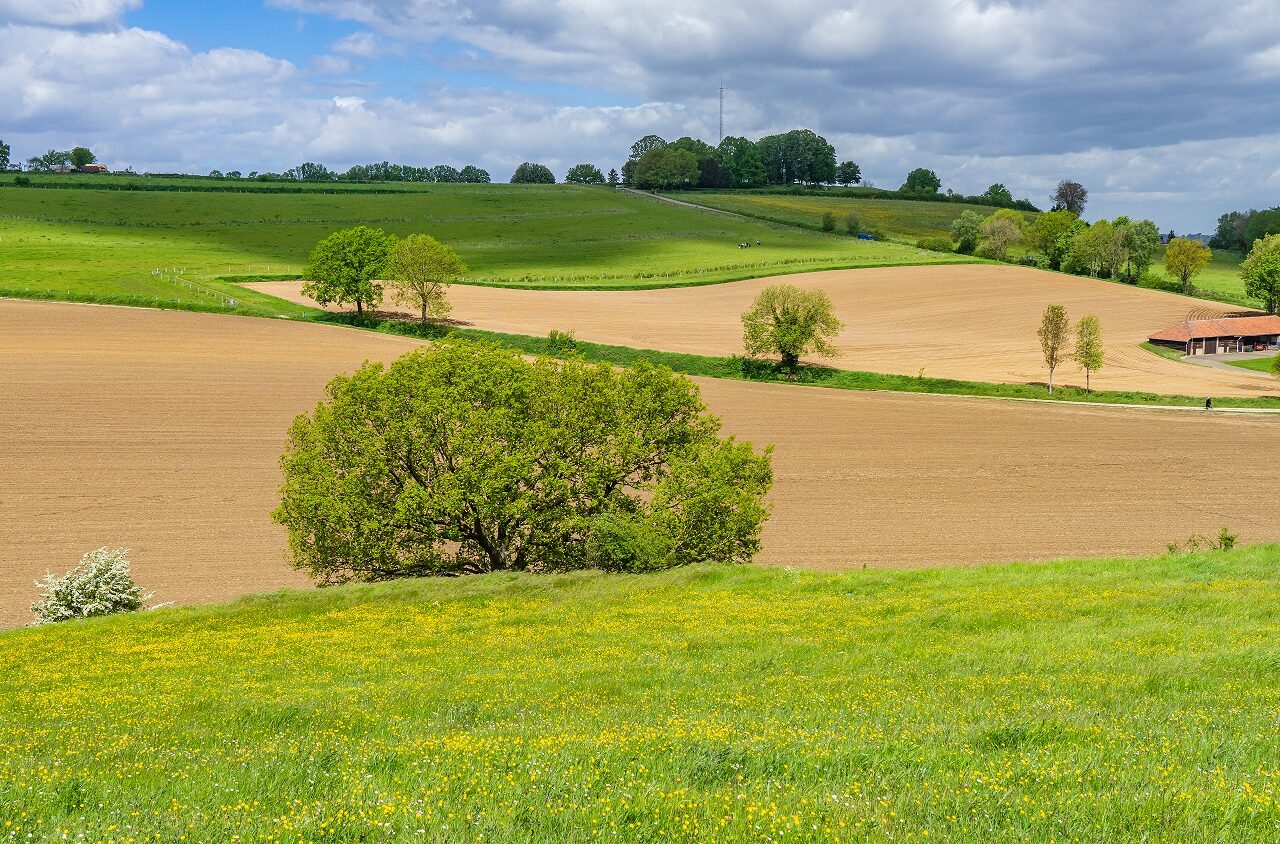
xmin=11 ymin=292 xmax=1280 ymax=411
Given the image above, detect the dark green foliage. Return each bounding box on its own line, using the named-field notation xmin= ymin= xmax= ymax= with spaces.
xmin=715 ymin=136 xmax=767 ymax=188
xmin=950 ymin=210 xmax=983 ymax=254
xmin=844 ymin=211 xmax=860 ymax=236
xmin=755 ymin=129 xmax=838 ymax=185
xmin=916 ymin=237 xmax=954 ymax=253
xmin=302 ymin=225 xmax=397 ymax=315
xmin=634 ymin=147 xmax=699 ymax=189
xmin=900 ymin=168 xmax=942 ymax=196
xmin=565 ymin=163 xmax=606 ymax=185
xmin=274 ymin=339 xmax=772 ymax=581
xmin=835 ymin=161 xmax=861 ymax=186
xmin=70 ymin=147 xmax=95 ymax=169
xmin=821 ymin=211 xmax=835 ymax=232
xmin=981 ymin=183 xmax=1013 ymax=205
xmin=510 ymin=162 xmax=556 ymax=184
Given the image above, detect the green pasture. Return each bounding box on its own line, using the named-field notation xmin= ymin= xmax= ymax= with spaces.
xmin=669 ymin=191 xmax=1033 ymax=241
xmin=5 ymin=546 xmax=1280 ymax=842
xmin=0 ymin=183 xmax=968 ymax=306
xmin=1144 ymin=248 xmax=1255 ymax=307
xmin=1229 ymin=356 xmax=1279 ymax=374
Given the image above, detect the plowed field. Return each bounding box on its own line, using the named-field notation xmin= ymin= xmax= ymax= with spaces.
xmin=250 ymin=264 xmax=1280 ymax=396
xmin=4 ymin=298 xmax=1279 ymax=627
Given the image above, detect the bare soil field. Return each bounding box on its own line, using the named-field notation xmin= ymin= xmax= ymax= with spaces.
xmin=251 ymin=264 xmax=1280 ymax=396
xmin=3 ymin=298 xmax=1280 ymax=627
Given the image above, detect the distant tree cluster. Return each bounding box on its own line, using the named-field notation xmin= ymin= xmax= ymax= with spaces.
xmin=215 ymin=161 xmax=493 ymax=184
xmin=1210 ymin=207 xmax=1280 ymax=253
xmin=511 ymin=162 xmax=556 ymax=184
xmin=22 ymin=147 xmax=95 ymax=171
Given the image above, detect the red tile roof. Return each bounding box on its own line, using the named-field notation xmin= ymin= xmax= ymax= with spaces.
xmin=1150 ymin=315 xmax=1280 ymax=342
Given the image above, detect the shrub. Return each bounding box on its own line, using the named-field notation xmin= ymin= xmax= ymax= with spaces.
xmin=274 ymin=339 xmax=773 ymax=582
xmin=1167 ymin=526 xmax=1238 ymax=554
xmin=30 ymin=548 xmax=154 ymax=625
xmin=13 ymin=175 xmax=31 ymax=187
xmin=844 ymin=211 xmax=860 ymax=236
xmin=916 ymin=237 xmax=953 ymax=253
xmin=545 ymin=328 xmax=579 ymax=355
xmin=820 ymin=211 xmax=836 ymax=232
xmin=741 ymin=284 xmax=843 ymax=372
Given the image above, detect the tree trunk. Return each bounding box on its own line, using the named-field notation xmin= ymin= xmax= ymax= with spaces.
xmin=1048 ymin=366 xmax=1054 ymax=394
xmin=356 ymin=299 xmax=363 ymax=316
xmin=782 ymin=351 xmax=798 ymax=373
xmin=421 ymin=302 xmax=428 ymax=324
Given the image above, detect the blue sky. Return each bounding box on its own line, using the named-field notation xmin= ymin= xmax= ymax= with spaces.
xmin=4 ymin=0 xmax=1280 ymax=231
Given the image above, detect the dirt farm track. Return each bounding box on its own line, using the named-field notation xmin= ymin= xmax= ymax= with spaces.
xmin=3 ymin=297 xmax=1280 ymax=627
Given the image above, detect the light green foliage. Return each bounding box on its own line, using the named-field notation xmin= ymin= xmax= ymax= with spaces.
xmin=302 ymin=225 xmax=396 ymax=315
xmin=741 ymin=284 xmax=843 ymax=371
xmin=633 ymin=147 xmax=699 ymax=189
xmin=1065 ymin=219 xmax=1122 ymax=278
xmin=385 ymin=233 xmax=464 ymax=323
xmin=1038 ymin=304 xmax=1071 ymax=393
xmin=916 ymin=236 xmax=954 ymax=253
xmin=29 ymin=547 xmax=153 ymax=625
xmin=274 ymin=340 xmax=772 ymax=581
xmin=844 ymin=210 xmax=860 ymax=235
xmin=1025 ymin=210 xmax=1079 ymax=268
xmin=821 ymin=210 xmax=835 ymax=232
xmin=8 ymin=548 xmax=1280 ymax=840
xmin=1164 ymin=237 xmax=1213 ymax=294
xmin=510 ymin=162 xmax=555 ymax=184
xmin=1119 ymin=219 xmax=1161 ymax=282
xmin=900 ymin=167 xmax=942 ymax=195
xmin=1241 ymin=234 xmax=1280 ymax=313
xmin=976 ymin=209 xmax=1024 ymax=260
xmin=1073 ymin=314 xmax=1104 ymax=391
xmin=950 ymin=209 xmax=984 ymax=254
xmin=564 ymin=163 xmax=605 ymax=185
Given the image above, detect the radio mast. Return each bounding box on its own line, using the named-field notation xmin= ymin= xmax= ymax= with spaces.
xmin=718 ymin=77 xmax=724 ymax=143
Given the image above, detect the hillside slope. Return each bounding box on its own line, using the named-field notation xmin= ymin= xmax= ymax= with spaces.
xmin=4 ymin=549 xmax=1280 ymax=842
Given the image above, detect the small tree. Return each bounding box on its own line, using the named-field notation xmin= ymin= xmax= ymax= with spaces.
xmin=303 ymin=225 xmax=397 ymax=316
xmin=844 ymin=210 xmax=860 ymax=236
xmin=977 ymin=210 xmax=1024 ymax=261
xmin=950 ymin=210 xmax=983 ymax=254
xmin=981 ymin=183 xmax=1013 ymax=205
xmin=386 ymin=234 xmax=466 ymax=323
xmin=70 ymin=147 xmax=96 ymax=168
xmin=1038 ymin=304 xmax=1071 ymax=393
xmin=1241 ymin=234 xmax=1280 ymax=314
xmin=900 ymin=167 xmax=941 ymax=195
xmin=274 ymin=340 xmax=773 ymax=580
xmin=510 ymin=162 xmax=556 ymax=184
xmin=1164 ymin=237 xmax=1212 ymax=295
xmin=1052 ymin=179 xmax=1088 ymax=215
xmin=459 ymin=165 xmax=491 ymax=183
xmin=0 ymin=139 xmax=10 ymax=171
xmin=607 ymin=168 xmax=620 ymax=187
xmin=1073 ymin=314 xmax=1103 ymax=391
xmin=1025 ymin=210 xmax=1079 ymax=268
xmin=741 ymin=285 xmax=843 ymax=372
xmin=821 ymin=210 xmax=836 ymax=232
xmin=565 ymin=163 xmax=605 ymax=184
xmin=30 ymin=548 xmax=154 ymax=625
xmin=835 ymin=161 xmax=861 ymax=186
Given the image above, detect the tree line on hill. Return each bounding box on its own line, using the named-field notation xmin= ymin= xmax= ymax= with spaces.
xmin=217 ymin=161 xmax=494 ymax=184
xmin=1209 ymin=207 xmax=1280 ymax=253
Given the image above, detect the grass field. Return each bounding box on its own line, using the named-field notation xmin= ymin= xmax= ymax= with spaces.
xmin=1230 ymin=356 xmax=1278 ymax=373
xmin=5 ymin=548 xmax=1280 ymax=842
xmin=669 ymin=191 xmax=1033 ymax=241
xmin=1145 ymin=248 xmax=1254 ymax=306
xmin=0 ymin=183 xmax=969 ymax=306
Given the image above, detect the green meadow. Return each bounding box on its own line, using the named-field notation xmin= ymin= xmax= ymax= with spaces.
xmin=0 ymin=182 xmax=969 ymax=307
xmin=669 ymin=190 xmax=1031 ymax=241
xmin=4 ymin=547 xmax=1280 ymax=842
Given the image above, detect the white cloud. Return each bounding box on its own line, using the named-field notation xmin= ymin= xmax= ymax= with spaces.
xmin=0 ymin=0 xmax=139 ymax=27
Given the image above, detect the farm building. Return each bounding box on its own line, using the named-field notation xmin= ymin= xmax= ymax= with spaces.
xmin=78 ymin=163 xmax=109 ymax=174
xmin=1148 ymin=315 xmax=1280 ymax=355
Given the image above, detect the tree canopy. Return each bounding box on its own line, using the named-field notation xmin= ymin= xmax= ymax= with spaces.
xmin=385 ymin=234 xmax=465 ymax=323
xmin=950 ymin=210 xmax=983 ymax=254
xmin=1025 ymin=210 xmax=1080 ymax=269
xmin=565 ymin=163 xmax=606 ymax=185
xmin=274 ymin=340 xmax=773 ymax=581
xmin=1038 ymin=304 xmax=1071 ymax=394
xmin=981 ymin=183 xmax=1013 ymax=205
xmin=900 ymin=168 xmax=942 ymax=196
xmin=741 ymin=285 xmax=843 ymax=371
xmin=715 ymin=136 xmax=766 ymax=188
xmin=302 ymin=225 xmax=397 ymax=316
xmin=1164 ymin=237 xmax=1212 ymax=295
xmin=1241 ymin=234 xmax=1280 ymax=314
xmin=633 ymin=147 xmax=699 ymax=189
xmin=835 ymin=161 xmax=861 ymax=186
xmin=756 ymin=129 xmax=837 ymax=185
xmin=1052 ymin=180 xmax=1088 ymax=215
xmin=0 ymin=139 xmax=9 ymax=171
xmin=70 ymin=147 xmax=95 ymax=168
xmin=510 ymin=162 xmax=556 ymax=184
xmin=976 ymin=210 xmax=1023 ymax=261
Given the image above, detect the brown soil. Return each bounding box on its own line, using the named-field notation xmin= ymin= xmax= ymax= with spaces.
xmin=4 ymin=298 xmax=1279 ymax=628
xmin=249 ymin=265 xmax=1280 ymax=396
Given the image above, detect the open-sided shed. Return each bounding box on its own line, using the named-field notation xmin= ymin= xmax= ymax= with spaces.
xmin=1149 ymin=315 xmax=1280 ymax=356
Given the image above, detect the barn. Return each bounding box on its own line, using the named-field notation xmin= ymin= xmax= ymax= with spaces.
xmin=1148 ymin=315 xmax=1280 ymax=356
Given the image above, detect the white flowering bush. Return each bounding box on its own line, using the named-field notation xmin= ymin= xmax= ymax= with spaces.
xmin=30 ymin=547 xmax=155 ymax=625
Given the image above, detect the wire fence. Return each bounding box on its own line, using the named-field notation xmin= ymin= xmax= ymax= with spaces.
xmin=151 ymin=268 xmax=239 ymax=308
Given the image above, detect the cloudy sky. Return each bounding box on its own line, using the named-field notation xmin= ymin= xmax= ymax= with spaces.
xmin=4 ymin=0 xmax=1280 ymax=230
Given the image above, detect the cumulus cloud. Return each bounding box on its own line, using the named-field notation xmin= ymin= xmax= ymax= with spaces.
xmin=6 ymin=1 xmax=1280 ymax=228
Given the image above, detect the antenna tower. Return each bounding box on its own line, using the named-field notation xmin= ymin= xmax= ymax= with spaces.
xmin=718 ymin=78 xmax=724 ymax=143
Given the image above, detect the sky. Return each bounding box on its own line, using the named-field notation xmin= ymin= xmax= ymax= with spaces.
xmin=3 ymin=1 xmax=1280 ymax=231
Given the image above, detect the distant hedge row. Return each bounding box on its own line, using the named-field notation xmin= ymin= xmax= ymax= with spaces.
xmin=6 ymin=178 xmax=423 ymax=196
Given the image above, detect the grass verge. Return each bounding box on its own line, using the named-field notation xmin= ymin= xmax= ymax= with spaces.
xmin=322 ymin=312 xmax=1280 ymax=408
xmin=1229 ymin=356 xmax=1279 ymax=374
xmin=4 ymin=546 xmax=1280 ymax=841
